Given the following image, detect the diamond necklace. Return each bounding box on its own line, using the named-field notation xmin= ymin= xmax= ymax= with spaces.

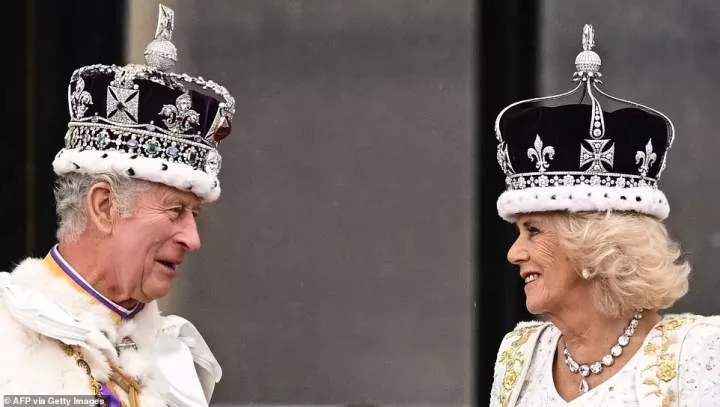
xmin=561 ymin=310 xmax=643 ymax=394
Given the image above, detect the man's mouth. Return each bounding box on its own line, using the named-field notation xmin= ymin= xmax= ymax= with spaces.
xmin=157 ymin=260 xmax=178 ymax=271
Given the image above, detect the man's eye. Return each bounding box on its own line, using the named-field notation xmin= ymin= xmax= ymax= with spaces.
xmin=169 ymin=207 xmax=185 ymax=219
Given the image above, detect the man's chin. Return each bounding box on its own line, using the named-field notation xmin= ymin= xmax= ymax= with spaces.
xmin=143 ymin=280 xmax=174 ymax=301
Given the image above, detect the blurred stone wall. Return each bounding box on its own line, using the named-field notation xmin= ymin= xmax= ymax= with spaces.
xmin=128 ymin=1 xmax=475 ymax=405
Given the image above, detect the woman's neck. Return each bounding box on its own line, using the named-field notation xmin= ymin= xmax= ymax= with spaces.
xmin=546 ymin=305 xmax=660 ymax=362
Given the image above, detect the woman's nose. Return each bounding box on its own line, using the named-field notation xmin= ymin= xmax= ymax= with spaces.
xmin=507 ymin=237 xmax=529 ymax=265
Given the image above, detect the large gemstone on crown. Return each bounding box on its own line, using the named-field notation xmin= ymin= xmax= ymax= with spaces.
xmin=184 ymin=148 xmax=199 ymax=166
xmin=167 ymin=146 xmax=180 ymax=158
xmin=213 ymin=117 xmax=231 ymax=143
xmin=204 ymin=150 xmax=222 ymax=176
xmin=97 ymin=130 xmax=110 ymax=148
xmin=144 ymin=140 xmax=161 ymax=156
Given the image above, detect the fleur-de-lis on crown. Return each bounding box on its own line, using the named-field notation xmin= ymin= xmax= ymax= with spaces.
xmin=160 ymin=92 xmax=200 ymax=134
xmin=71 ymin=78 xmax=93 ymax=119
xmin=527 ymin=135 xmax=555 ymax=172
xmin=497 ymin=142 xmax=515 ymax=175
xmin=635 ymin=139 xmax=657 ymax=178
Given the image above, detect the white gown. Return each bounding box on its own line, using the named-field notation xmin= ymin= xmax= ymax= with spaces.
xmin=490 ymin=315 xmax=720 ymax=407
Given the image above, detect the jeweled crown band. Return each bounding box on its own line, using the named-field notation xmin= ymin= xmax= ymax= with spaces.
xmin=506 ymin=172 xmax=657 ymax=191
xmin=65 ymin=122 xmax=221 ymax=176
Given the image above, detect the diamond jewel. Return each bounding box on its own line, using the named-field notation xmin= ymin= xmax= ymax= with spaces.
xmin=618 ymin=335 xmax=630 ymax=346
xmin=81 ymin=132 xmax=92 ymax=148
xmin=167 ymin=146 xmax=179 ymax=158
xmin=579 ymin=377 xmax=589 ymax=393
xmin=127 ymin=139 xmax=138 ymax=149
xmin=579 ymin=365 xmax=590 ymax=377
xmin=204 ymin=150 xmax=222 ymax=175
xmin=68 ymin=131 xmax=78 ymax=146
xmin=560 ymin=310 xmax=644 ymax=394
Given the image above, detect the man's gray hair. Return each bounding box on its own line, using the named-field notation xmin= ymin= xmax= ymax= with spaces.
xmin=54 ymin=172 xmax=149 ymax=243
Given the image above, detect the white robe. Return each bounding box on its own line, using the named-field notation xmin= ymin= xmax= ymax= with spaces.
xmin=0 ymin=254 xmax=221 ymax=407
xmin=489 ymin=315 xmax=720 ymax=407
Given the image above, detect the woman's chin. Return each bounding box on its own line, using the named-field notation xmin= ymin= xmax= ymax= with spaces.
xmin=525 ymin=296 xmax=547 ymax=315
xmin=523 ymin=280 xmax=549 ymax=315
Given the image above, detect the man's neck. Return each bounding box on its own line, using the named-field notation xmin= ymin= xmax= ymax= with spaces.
xmin=56 ymin=242 xmax=139 ymax=310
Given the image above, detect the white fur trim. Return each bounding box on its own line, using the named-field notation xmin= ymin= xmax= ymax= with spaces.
xmin=52 ymin=148 xmax=221 ymax=202
xmin=0 ymin=258 xmax=217 ymax=406
xmin=496 ymin=185 xmax=670 ymax=222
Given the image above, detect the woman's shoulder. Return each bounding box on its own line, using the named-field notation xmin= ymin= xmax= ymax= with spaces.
xmin=657 ymin=313 xmax=720 ymax=334
xmin=645 ymin=313 xmax=720 ymax=353
xmin=490 ymin=320 xmax=555 ymax=407
xmin=664 ymin=313 xmax=720 ymax=349
xmin=642 ymin=313 xmax=720 ymax=372
xmin=495 ymin=320 xmax=557 ymax=363
xmin=645 ymin=313 xmax=720 ymax=403
xmin=498 ymin=320 xmax=554 ymax=349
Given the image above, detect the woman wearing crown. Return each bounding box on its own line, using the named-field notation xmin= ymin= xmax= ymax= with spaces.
xmin=489 ymin=25 xmax=720 ymax=406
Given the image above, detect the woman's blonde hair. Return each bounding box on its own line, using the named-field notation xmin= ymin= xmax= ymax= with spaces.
xmin=553 ymin=211 xmax=690 ymax=319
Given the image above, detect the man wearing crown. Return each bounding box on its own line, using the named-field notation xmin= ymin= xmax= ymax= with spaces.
xmin=0 ymin=6 xmax=233 ymax=407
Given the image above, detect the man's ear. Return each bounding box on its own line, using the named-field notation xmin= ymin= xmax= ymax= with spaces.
xmin=86 ymin=182 xmax=117 ymax=235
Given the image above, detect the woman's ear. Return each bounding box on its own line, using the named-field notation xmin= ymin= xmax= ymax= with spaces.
xmin=86 ymin=182 xmax=116 ymax=235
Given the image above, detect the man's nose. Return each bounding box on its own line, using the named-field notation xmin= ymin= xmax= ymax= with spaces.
xmin=176 ymin=212 xmax=202 ymax=252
